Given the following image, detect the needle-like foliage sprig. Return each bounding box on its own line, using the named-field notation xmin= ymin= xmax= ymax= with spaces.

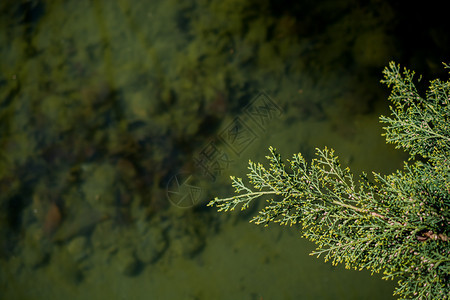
xmin=208 ymin=62 xmax=450 ymax=299
xmin=380 ymin=62 xmax=450 ymax=162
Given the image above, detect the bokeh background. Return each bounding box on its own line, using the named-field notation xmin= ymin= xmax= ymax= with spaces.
xmin=1 ymin=0 xmax=449 ymax=299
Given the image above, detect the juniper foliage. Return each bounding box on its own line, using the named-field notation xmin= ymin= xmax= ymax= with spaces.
xmin=208 ymin=62 xmax=450 ymax=299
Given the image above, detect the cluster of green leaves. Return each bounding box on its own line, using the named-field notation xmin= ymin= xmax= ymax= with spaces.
xmin=380 ymin=62 xmax=450 ymax=161
xmin=208 ymin=62 xmax=449 ymax=299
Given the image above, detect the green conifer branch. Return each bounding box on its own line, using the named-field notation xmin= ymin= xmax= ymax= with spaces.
xmin=380 ymin=61 xmax=450 ymax=162
xmin=208 ymin=62 xmax=450 ymax=299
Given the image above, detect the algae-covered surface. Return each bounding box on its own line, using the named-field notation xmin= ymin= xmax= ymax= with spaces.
xmin=1 ymin=0 xmax=449 ymax=299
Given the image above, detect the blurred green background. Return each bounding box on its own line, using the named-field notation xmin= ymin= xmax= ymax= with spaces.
xmin=1 ymin=0 xmax=449 ymax=299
